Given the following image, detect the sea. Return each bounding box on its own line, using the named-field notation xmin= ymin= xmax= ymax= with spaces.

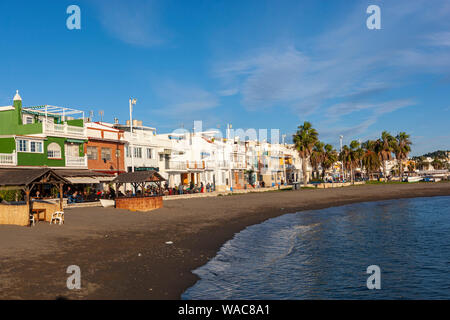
xmin=182 ymin=196 xmax=450 ymax=299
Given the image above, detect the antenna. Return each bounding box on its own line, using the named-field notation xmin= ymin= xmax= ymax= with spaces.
xmin=99 ymin=110 xmax=104 ymax=122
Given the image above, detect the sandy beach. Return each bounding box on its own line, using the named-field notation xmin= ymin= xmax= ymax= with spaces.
xmin=0 ymin=182 xmax=449 ymax=300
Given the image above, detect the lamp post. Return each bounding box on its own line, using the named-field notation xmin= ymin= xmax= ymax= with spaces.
xmin=129 ymin=98 xmax=137 ymax=172
xmin=340 ymin=135 xmax=344 ymax=182
xmin=282 ymin=134 xmax=287 ymax=185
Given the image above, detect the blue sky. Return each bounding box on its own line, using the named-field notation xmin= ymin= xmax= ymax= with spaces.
xmin=0 ymin=0 xmax=449 ymax=155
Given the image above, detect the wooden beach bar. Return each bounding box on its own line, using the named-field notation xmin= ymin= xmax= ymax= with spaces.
xmin=0 ymin=168 xmax=69 ymax=226
xmin=113 ymin=171 xmax=166 ymax=212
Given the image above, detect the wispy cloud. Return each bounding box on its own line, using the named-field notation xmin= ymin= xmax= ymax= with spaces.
xmin=152 ymin=80 xmax=219 ymax=117
xmin=212 ymin=0 xmax=449 ymax=142
xmin=93 ymin=0 xmax=169 ymax=47
xmin=425 ymin=32 xmax=450 ymax=47
xmin=327 ymin=99 xmax=415 ymax=119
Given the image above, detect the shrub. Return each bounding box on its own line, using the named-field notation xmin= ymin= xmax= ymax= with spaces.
xmin=0 ymin=189 xmax=24 ymax=202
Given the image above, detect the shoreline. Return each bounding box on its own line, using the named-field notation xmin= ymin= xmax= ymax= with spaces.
xmin=0 ymin=183 xmax=449 ymax=299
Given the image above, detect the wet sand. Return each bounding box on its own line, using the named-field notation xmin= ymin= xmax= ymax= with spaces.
xmin=0 ymin=182 xmax=449 ymax=300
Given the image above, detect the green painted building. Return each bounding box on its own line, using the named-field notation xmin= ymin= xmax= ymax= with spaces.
xmin=0 ymin=91 xmax=88 ymax=169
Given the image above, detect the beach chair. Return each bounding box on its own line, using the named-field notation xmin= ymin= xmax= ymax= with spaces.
xmin=29 ymin=214 xmax=36 ymax=227
xmin=50 ymin=211 xmax=64 ymax=225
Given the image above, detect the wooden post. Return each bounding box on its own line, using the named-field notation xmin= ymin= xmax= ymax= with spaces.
xmin=59 ymin=183 xmax=64 ymax=211
xmin=24 ymin=187 xmax=30 ymax=211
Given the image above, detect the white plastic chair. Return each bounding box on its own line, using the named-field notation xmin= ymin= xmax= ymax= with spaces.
xmin=29 ymin=214 xmax=36 ymax=227
xmin=50 ymin=211 xmax=64 ymax=225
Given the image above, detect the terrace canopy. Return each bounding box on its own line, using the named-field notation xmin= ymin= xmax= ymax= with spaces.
xmin=112 ymin=171 xmax=166 ymax=195
xmin=0 ymin=168 xmax=70 ymax=210
xmin=54 ymin=169 xmax=115 ymax=184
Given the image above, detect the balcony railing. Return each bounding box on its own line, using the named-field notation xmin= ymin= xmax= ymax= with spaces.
xmin=186 ymin=161 xmax=205 ymax=170
xmin=66 ymin=155 xmax=87 ymax=167
xmin=166 ymin=161 xmax=187 ymax=171
xmin=44 ymin=123 xmax=86 ymax=137
xmin=216 ymin=161 xmax=230 ymax=168
xmin=231 ymin=162 xmax=247 ymax=169
xmin=0 ymin=152 xmax=17 ymax=166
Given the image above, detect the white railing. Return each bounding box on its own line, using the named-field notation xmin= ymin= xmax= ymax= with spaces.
xmin=216 ymin=161 xmax=230 ymax=168
xmin=44 ymin=123 xmax=86 ymax=137
xmin=66 ymin=155 xmax=87 ymax=167
xmin=205 ymin=161 xmax=216 ymax=169
xmin=166 ymin=161 xmax=187 ymax=170
xmin=186 ymin=161 xmax=205 ymax=170
xmin=231 ymin=162 xmax=247 ymax=169
xmin=0 ymin=152 xmax=16 ymax=166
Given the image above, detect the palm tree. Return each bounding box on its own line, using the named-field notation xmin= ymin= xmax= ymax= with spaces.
xmin=339 ymin=145 xmax=351 ymax=181
xmin=416 ymin=156 xmax=428 ymax=170
xmin=378 ymin=131 xmax=395 ymax=181
xmin=293 ymin=121 xmax=319 ymax=184
xmin=310 ymin=141 xmax=325 ymax=180
xmin=322 ymin=144 xmax=338 ymax=180
xmin=393 ymin=132 xmax=412 ymax=179
xmin=349 ymin=140 xmax=363 ymax=183
xmin=432 ymin=157 xmax=444 ymax=170
xmin=362 ymin=140 xmax=381 ymax=180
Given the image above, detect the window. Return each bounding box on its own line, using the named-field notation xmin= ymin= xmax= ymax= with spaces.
xmin=146 ymin=148 xmax=153 ymax=159
xmin=17 ymin=139 xmax=43 ymax=153
xmin=116 ymin=149 xmax=121 ymax=158
xmin=25 ymin=116 xmax=33 ymax=124
xmin=30 ymin=141 xmax=43 ymax=153
xmin=87 ymin=146 xmax=98 ymax=160
xmin=101 ymin=148 xmax=112 ymax=161
xmin=18 ymin=139 xmax=28 ymax=152
xmin=134 ymin=147 xmax=142 ymax=158
xmin=126 ymin=146 xmax=130 ymax=158
xmin=47 ymin=143 xmax=62 ymax=159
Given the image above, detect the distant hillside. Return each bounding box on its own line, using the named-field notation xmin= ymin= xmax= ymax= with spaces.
xmin=422 ymin=150 xmax=449 ymax=159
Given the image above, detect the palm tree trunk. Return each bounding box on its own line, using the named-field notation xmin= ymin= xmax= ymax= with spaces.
xmin=302 ymin=157 xmax=308 ymax=185
xmin=400 ymin=161 xmax=404 ymax=180
xmin=351 ymin=166 xmax=354 ymax=184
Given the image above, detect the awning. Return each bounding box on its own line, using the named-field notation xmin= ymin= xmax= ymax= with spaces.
xmin=54 ymin=169 xmax=115 ymax=184
xmin=65 ymin=177 xmax=100 ymax=184
xmin=66 ymin=139 xmax=86 ymax=144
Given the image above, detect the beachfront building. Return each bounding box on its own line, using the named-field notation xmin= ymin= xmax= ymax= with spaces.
xmin=86 ymin=122 xmax=126 ymax=176
xmin=0 ymin=91 xmax=88 ymax=169
xmin=158 ymin=130 xmax=221 ymax=189
xmin=113 ymin=120 xmax=160 ymax=173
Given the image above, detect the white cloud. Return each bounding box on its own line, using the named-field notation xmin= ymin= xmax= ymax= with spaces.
xmin=152 ymin=80 xmax=219 ymax=117
xmin=93 ymin=0 xmax=168 ymax=47
xmin=425 ymin=32 xmax=450 ymax=47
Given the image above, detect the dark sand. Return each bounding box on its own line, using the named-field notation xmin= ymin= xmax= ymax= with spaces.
xmin=0 ymin=182 xmax=449 ymax=300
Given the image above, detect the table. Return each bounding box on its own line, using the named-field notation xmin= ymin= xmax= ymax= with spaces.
xmin=31 ymin=209 xmax=47 ymax=223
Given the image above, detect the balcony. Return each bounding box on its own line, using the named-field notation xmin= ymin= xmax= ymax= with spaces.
xmin=44 ymin=122 xmax=86 ymax=138
xmin=66 ymin=155 xmax=87 ymax=167
xmin=216 ymin=161 xmax=230 ymax=168
xmin=231 ymin=162 xmax=247 ymax=170
xmin=0 ymin=152 xmax=17 ymax=166
xmin=166 ymin=161 xmax=187 ymax=171
xmin=186 ymin=161 xmax=205 ymax=170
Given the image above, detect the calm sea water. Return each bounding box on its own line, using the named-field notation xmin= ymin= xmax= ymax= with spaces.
xmin=182 ymin=196 xmax=450 ymax=299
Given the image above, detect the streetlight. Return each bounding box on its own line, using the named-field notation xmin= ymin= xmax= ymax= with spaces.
xmin=282 ymin=134 xmax=287 ymax=185
xmin=340 ymin=135 xmax=344 ymax=182
xmin=129 ymin=98 xmax=137 ymax=172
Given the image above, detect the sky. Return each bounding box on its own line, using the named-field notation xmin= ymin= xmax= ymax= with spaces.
xmin=0 ymin=0 xmax=449 ymax=155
